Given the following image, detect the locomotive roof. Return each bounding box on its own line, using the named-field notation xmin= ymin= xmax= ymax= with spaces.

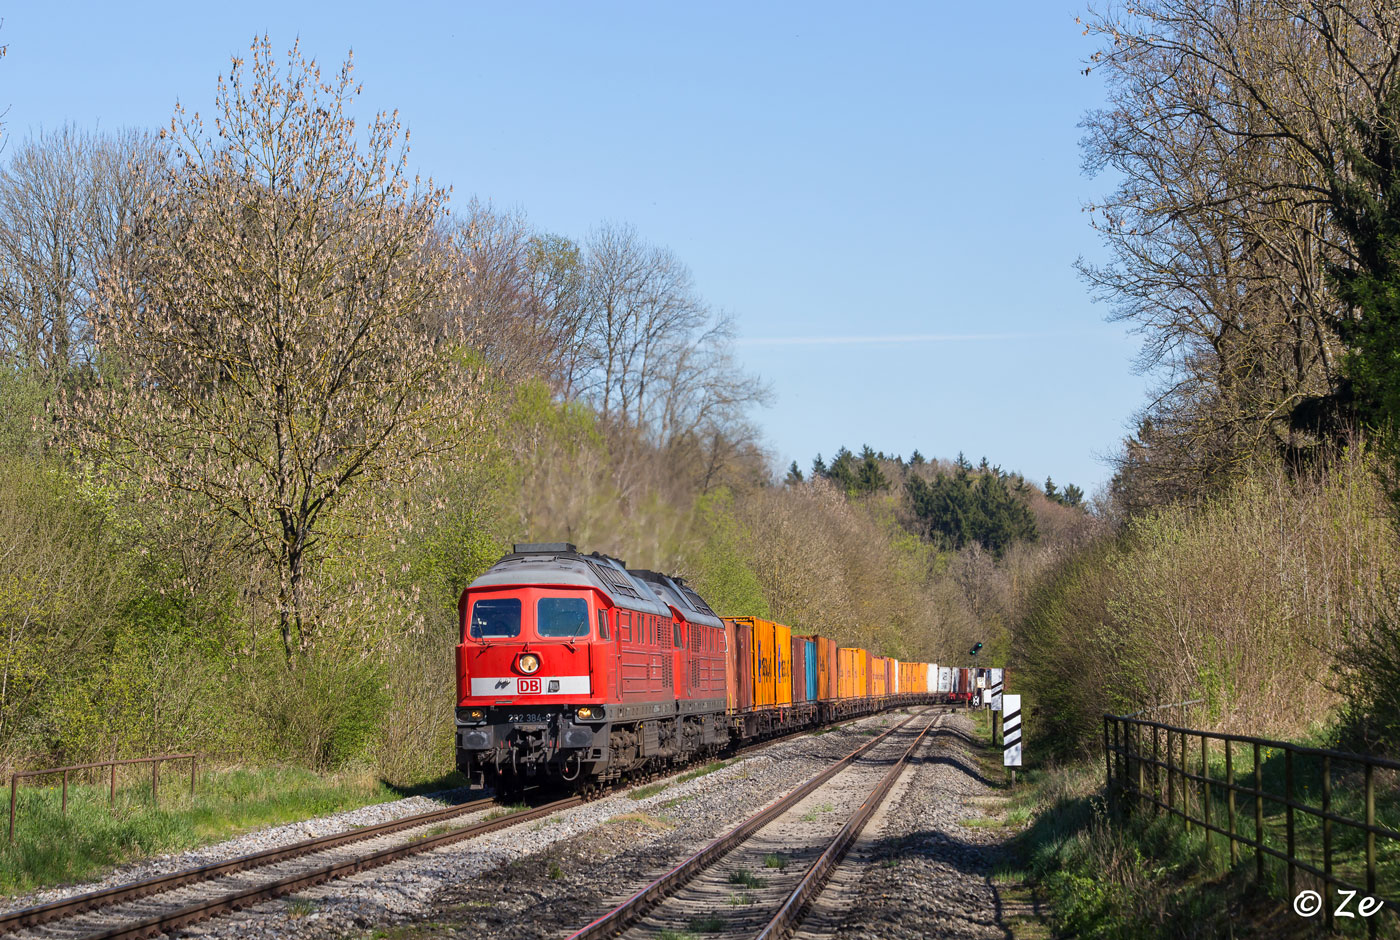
xmin=466 ymin=545 xmax=671 ymax=617
xmin=629 ymin=569 xmax=724 ymax=629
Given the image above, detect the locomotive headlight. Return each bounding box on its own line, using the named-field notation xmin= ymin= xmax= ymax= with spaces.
xmin=517 ymin=653 xmax=541 ymax=674
xmin=577 ymin=706 xmax=593 ymax=719
xmin=576 ymin=706 xmax=603 ymax=722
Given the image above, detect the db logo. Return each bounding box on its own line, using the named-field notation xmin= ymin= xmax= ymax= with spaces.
xmin=517 ymin=678 xmax=542 ymax=694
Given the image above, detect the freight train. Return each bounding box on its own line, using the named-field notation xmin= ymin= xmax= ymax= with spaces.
xmin=454 ymin=543 xmax=956 ymax=793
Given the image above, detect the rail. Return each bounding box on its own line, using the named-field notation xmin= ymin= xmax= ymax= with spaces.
xmin=1104 ymin=713 xmax=1397 ymax=935
xmin=8 ymin=753 xmax=197 ymax=842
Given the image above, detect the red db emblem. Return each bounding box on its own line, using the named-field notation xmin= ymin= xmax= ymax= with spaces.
xmin=518 ymin=678 xmax=542 ymax=694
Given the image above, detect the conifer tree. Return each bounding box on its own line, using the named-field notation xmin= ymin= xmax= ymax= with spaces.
xmin=1329 ymin=75 xmax=1400 ymax=501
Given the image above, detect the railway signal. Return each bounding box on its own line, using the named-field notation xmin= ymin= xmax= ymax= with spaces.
xmin=969 ymin=641 xmax=983 ymax=657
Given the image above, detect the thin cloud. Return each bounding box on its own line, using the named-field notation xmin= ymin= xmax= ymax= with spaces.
xmin=737 ymin=330 xmax=1094 ymax=347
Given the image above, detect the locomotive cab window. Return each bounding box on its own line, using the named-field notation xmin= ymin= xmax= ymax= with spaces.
xmin=470 ymin=598 xmax=521 ymax=638
xmin=537 ymin=597 xmax=589 ymax=637
xmin=597 ymin=609 xmax=610 ymax=640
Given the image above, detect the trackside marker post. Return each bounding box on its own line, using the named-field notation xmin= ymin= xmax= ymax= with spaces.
xmin=988 ymin=670 xmax=1005 ymax=745
xmin=1003 ymin=694 xmax=1022 ymax=785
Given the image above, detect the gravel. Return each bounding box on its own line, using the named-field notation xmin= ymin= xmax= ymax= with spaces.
xmin=177 ymin=710 xmax=916 ymax=940
xmin=0 ymin=786 xmax=485 ymax=917
xmin=794 ymin=712 xmax=1022 ymax=940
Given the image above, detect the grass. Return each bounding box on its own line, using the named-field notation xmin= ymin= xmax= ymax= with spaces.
xmin=974 ymin=711 xmax=1400 ymax=939
xmin=763 ymin=852 xmax=787 ymax=869
xmin=801 ymin=801 xmax=834 ymax=822
xmin=688 ymin=914 xmax=726 ymax=932
xmin=607 ymin=811 xmax=673 ymax=830
xmin=675 ymin=759 xmax=731 ymax=784
xmin=660 ymin=795 xmax=697 ymax=811
xmin=484 ymin=802 xmax=529 ymax=820
xmin=286 ymin=896 xmax=318 ymax=919
xmin=728 ymin=868 xmax=766 ymax=888
xmin=629 ymin=782 xmax=669 ymax=800
xmin=0 ymin=764 xmax=468 ymax=895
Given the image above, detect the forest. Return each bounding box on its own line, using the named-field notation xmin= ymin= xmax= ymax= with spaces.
xmin=0 ymin=40 xmax=1095 ymax=781
xmin=7 ymin=2 xmax=1400 ymax=793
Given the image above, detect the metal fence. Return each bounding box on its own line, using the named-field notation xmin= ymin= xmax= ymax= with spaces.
xmin=8 ymin=753 xmax=198 ymax=841
xmin=1105 ymin=713 xmax=1397 ymax=935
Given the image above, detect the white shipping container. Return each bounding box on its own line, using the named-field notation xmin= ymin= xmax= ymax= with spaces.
xmin=937 ymin=666 xmax=953 ymax=693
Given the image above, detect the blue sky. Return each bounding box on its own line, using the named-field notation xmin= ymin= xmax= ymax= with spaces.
xmin=3 ymin=2 xmax=1149 ymax=493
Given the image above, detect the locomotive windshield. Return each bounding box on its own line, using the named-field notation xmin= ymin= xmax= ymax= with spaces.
xmin=537 ymin=597 xmax=590 ymax=638
xmin=470 ymin=598 xmax=521 ymax=638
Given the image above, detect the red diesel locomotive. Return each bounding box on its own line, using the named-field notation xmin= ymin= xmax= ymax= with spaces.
xmin=454 ymin=543 xmax=730 ymax=792
xmin=454 ymin=543 xmax=943 ymax=792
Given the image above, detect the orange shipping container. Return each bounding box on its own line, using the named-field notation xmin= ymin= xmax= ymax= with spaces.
xmin=822 ymin=637 xmax=838 ymax=699
xmin=907 ymin=662 xmax=920 ymax=694
xmin=732 ymin=617 xmax=793 ymax=708
xmin=775 ymin=621 xmax=792 ymax=706
xmin=752 ymin=618 xmax=775 ymax=708
xmin=840 ymin=648 xmax=869 ymax=699
xmin=872 ymin=656 xmax=887 ymax=696
xmin=836 ymin=647 xmax=855 ymax=700
xmin=724 ymin=620 xmax=737 ymax=713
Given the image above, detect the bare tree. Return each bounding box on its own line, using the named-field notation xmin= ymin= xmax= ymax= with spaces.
xmin=581 ymin=222 xmax=710 ymax=426
xmin=1080 ymin=1 xmax=1400 ymax=505
xmin=442 ymin=201 xmax=588 ymax=389
xmin=69 ymin=37 xmax=480 ymax=663
xmin=0 ymin=127 xmax=162 ymax=384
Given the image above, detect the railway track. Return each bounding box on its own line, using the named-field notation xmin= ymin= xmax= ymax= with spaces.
xmin=0 ymin=711 xmax=908 ymax=940
xmin=565 ymin=708 xmax=943 ymax=940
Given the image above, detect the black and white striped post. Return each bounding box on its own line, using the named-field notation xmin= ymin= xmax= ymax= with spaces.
xmin=1002 ymin=694 xmax=1022 ymax=785
xmin=988 ymin=671 xmax=1005 ymax=744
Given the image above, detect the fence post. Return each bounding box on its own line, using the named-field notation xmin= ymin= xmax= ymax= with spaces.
xmin=1254 ymin=742 xmax=1264 ymax=884
xmin=1152 ymin=725 xmax=1160 ymax=815
xmin=61 ymin=769 xmax=68 ymax=815
xmin=152 ymin=760 xmax=159 ymax=806
xmin=1114 ymin=722 xmax=1125 ymax=818
xmin=1201 ymin=735 xmax=1210 ymax=850
xmin=190 ymin=755 xmax=197 ymax=796
xmin=8 ymin=775 xmax=15 ymax=843
xmin=1166 ymin=726 xmax=1175 ymax=821
xmin=1285 ymin=749 xmax=1296 ymax=901
xmin=110 ymin=762 xmax=116 ymax=806
xmin=1136 ymin=724 xmax=1146 ymax=814
xmin=1366 ymin=762 xmax=1376 ymax=940
xmin=1103 ymin=715 xmax=1113 ymax=816
xmin=1184 ymin=731 xmax=1192 ymax=833
xmin=1323 ymin=754 xmax=1332 ymax=933
xmin=1226 ymin=740 xmax=1237 ymax=865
